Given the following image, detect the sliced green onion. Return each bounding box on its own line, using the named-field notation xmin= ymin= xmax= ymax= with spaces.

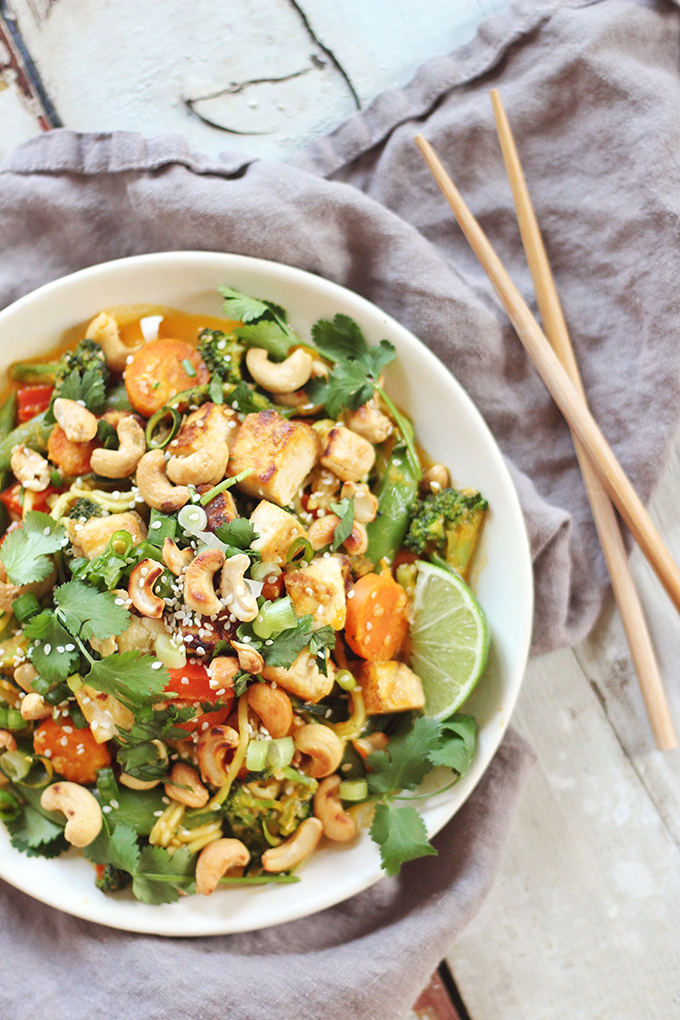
xmin=262 ymin=820 xmax=282 ymax=847
xmin=217 ymin=874 xmax=300 ymax=886
xmin=43 ymin=682 xmax=70 ymax=706
xmin=181 ymin=358 xmax=197 ymax=378
xmin=0 ymin=789 xmax=21 ymax=822
xmin=67 ymin=673 xmax=84 ymax=694
xmin=338 ymin=778 xmax=368 ymax=801
xmin=12 ymin=592 xmax=40 ymax=625
xmin=280 ymin=764 xmax=317 ymax=789
xmin=199 ymin=467 xmax=254 ymax=506
xmin=267 ymin=736 xmax=295 ymax=769
xmin=31 ymin=676 xmax=51 ymax=696
xmin=335 ymin=669 xmax=356 ymax=692
xmin=250 ymin=561 xmax=280 ymax=583
xmin=145 ymin=406 xmax=181 ymax=450
xmin=21 ymin=755 xmax=54 ymax=789
xmin=110 ymin=530 xmax=133 ymax=556
xmin=245 ymin=739 xmax=271 ymax=772
xmin=49 ymin=469 xmax=62 ymax=489
xmin=147 ymin=509 xmax=177 ymax=548
xmin=0 ymin=708 xmax=24 ymax=731
xmin=178 ymin=504 xmax=208 ymax=535
xmin=69 ymin=705 xmax=89 ymax=729
xmin=139 ymin=541 xmax=164 ymax=563
xmin=262 ymin=596 xmax=297 ymax=634
xmin=154 ymin=634 xmax=187 ymax=670
xmin=286 ymin=536 xmax=313 ymax=564
xmin=0 ymin=750 xmax=31 ymax=782
xmin=209 ymin=375 xmax=224 ymax=404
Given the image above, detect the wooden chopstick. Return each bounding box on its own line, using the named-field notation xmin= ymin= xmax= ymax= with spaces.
xmin=414 ymin=136 xmax=680 ymax=665
xmin=489 ymin=89 xmax=675 ymax=750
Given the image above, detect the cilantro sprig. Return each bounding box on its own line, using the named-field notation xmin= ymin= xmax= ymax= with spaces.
xmin=0 ymin=511 xmax=65 ymax=586
xmin=365 ymin=714 xmax=477 ymax=875
xmin=220 ymin=286 xmax=302 ymax=363
xmin=329 ymin=497 xmax=354 ymax=551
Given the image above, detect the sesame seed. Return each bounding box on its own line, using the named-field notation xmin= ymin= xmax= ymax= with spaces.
xmin=347 ymin=590 xmax=355 ymax=599
xmin=114 ymin=598 xmax=125 ymax=606
xmin=150 ymin=521 xmax=162 ymax=530
xmin=65 ymin=643 xmax=75 ymax=651
xmin=43 ymin=748 xmax=52 ymax=758
xmin=365 ymin=621 xmax=373 ymax=631
xmin=44 ymin=644 xmax=51 ymax=655
xmin=62 ymin=725 xmax=73 ymax=734
xmin=110 ymin=799 xmax=119 ymax=809
xmin=60 ymin=737 xmax=68 ymax=746
xmin=153 ymin=810 xmax=163 ymax=817
xmin=102 ymin=805 xmax=112 ymax=813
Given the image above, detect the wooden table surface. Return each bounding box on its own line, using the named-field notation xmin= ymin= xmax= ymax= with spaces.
xmin=2 ymin=2 xmax=680 ymax=1017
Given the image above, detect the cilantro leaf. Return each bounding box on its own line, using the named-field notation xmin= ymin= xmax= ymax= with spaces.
xmin=219 ymin=287 xmax=272 ymax=323
xmin=369 ymin=802 xmax=437 ymax=876
xmin=7 ymin=804 xmax=67 ymax=857
xmin=235 ymin=321 xmax=296 ymax=361
xmin=0 ymin=512 xmax=65 ymax=586
xmin=307 ymin=359 xmax=374 ymax=418
xmin=261 ymin=615 xmax=314 ymax=669
xmin=24 ymin=612 xmax=79 ymax=682
xmin=84 ymin=650 xmax=169 ymax=706
xmin=311 ymin=314 xmax=368 ymax=361
xmin=227 ymin=380 xmax=276 ymax=415
xmin=329 ymin=498 xmax=354 ymax=550
xmin=57 ymin=366 xmax=106 ymax=413
xmin=308 ymin=625 xmax=336 ymax=676
xmin=215 ymin=517 xmax=255 ymax=549
xmin=132 ymin=845 xmax=196 ymax=904
xmin=367 ymin=716 xmax=442 ymax=796
xmin=428 ymin=714 xmax=476 ymax=775
xmin=83 ymin=822 xmax=140 ymax=874
xmin=54 ymin=580 xmax=130 ymax=641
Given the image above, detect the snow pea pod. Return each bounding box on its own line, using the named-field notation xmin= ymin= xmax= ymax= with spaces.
xmin=365 ymin=444 xmax=419 ymax=566
xmin=0 ymin=411 xmax=52 ymax=472
xmin=0 ymin=392 xmax=17 ymax=440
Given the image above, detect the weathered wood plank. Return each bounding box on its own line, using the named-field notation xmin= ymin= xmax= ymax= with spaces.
xmin=448 ymin=644 xmax=680 ymax=1019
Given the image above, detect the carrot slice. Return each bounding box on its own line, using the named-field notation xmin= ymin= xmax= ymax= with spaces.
xmin=33 ymin=715 xmax=111 ymax=785
xmin=124 ymin=338 xmax=209 ymax=417
xmin=344 ymin=570 xmax=410 ymax=661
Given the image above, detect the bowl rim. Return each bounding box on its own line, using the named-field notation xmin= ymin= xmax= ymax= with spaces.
xmin=0 ymin=250 xmax=533 ymax=935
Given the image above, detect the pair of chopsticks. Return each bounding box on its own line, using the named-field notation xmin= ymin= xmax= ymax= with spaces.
xmin=415 ymin=91 xmax=677 ymax=751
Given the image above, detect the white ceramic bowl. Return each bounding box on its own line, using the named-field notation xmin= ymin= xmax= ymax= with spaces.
xmin=0 ymin=251 xmax=532 ymax=936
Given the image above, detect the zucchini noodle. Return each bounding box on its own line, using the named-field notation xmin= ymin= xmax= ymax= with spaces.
xmin=209 ymin=693 xmax=250 ymax=809
xmin=331 ymin=688 xmax=367 ymax=740
xmin=50 ymin=480 xmax=144 ymax=521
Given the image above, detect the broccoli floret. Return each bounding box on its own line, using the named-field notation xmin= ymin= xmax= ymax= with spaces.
xmin=68 ymin=497 xmax=103 ymax=521
xmin=95 ymin=863 xmax=130 ymax=893
xmin=51 ymin=337 xmax=109 ymax=413
xmin=223 ymin=779 xmax=315 ymax=862
xmin=404 ymin=487 xmax=488 ymax=579
xmin=197 ymin=328 xmax=243 ymax=385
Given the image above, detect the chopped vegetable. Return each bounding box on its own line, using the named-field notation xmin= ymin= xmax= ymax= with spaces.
xmin=344 ymin=570 xmax=410 ymax=661
xmin=405 ymin=487 xmax=488 ymax=579
xmin=124 ymin=338 xmax=209 ymax=417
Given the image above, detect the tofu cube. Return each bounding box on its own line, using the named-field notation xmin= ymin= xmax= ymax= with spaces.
xmin=250 ymin=500 xmax=306 ymax=564
xmin=69 ymin=510 xmax=147 ymax=560
xmin=360 ymin=660 xmax=425 ymax=714
xmin=320 ymin=427 xmax=375 ymax=482
xmin=227 ymin=410 xmax=321 ymax=506
xmin=173 ymin=402 xmax=235 ymax=456
xmin=261 ymin=649 xmax=335 ymax=703
xmin=284 ymin=555 xmax=347 ymax=630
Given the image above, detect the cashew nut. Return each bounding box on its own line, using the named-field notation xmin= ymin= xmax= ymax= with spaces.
xmin=128 ymin=558 xmax=165 ymax=618
xmin=136 ymin=449 xmax=190 ymax=512
xmin=196 ymin=837 xmax=250 ymax=895
xmin=13 ymin=663 xmax=38 ymax=694
xmin=342 ymin=521 xmax=368 ymax=556
xmin=246 ymin=682 xmax=293 ymax=738
xmin=86 ymin=311 xmax=143 ymax=373
xmin=162 ymin=537 xmax=194 ymax=576
xmin=90 ymin=635 xmax=116 ymax=657
xmin=420 ymin=463 xmax=451 ymax=493
xmin=41 ymin=781 xmax=102 ymax=848
xmin=208 ymin=656 xmax=240 ymax=690
xmin=20 ymin=692 xmax=52 ymax=720
xmin=307 ymin=514 xmax=341 ymax=551
xmin=0 ymin=730 xmax=17 ymax=752
xmin=261 ymin=817 xmax=323 ymax=872
xmin=220 ymin=553 xmax=258 ymax=622
xmin=345 ymin=399 xmax=392 ymax=444
xmin=165 ymin=762 xmax=209 ymax=808
xmin=231 ymin=640 xmax=264 ymax=675
xmin=10 ymin=445 xmax=50 ymax=492
xmin=246 ymin=347 xmax=313 ymax=394
xmin=313 ymin=775 xmax=358 ymax=842
xmin=340 ymin=482 xmax=379 ymax=524
xmin=167 ymin=445 xmax=228 ymax=488
xmin=119 ymin=773 xmax=161 ymax=790
xmin=196 ymin=725 xmax=240 ymax=786
xmin=293 ymin=723 xmax=345 ymax=778
xmin=184 ymin=549 xmax=224 ymax=616
xmin=53 ymin=398 xmax=98 ymax=444
xmin=90 ymin=417 xmax=146 ymax=478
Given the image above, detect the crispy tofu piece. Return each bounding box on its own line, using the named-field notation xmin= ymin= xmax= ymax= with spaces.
xmin=250 ymin=500 xmax=306 ymax=564
xmin=320 ymin=427 xmax=375 ymax=483
xmin=115 ymin=614 xmax=167 ymax=654
xmin=359 ymin=660 xmax=425 ymax=715
xmin=227 ymin=410 xmax=321 ymax=507
xmin=75 ymin=684 xmax=135 ymax=743
xmin=261 ymin=648 xmax=335 ymax=703
xmin=172 ymin=402 xmax=236 ymax=457
xmin=284 ymin=555 xmax=347 ymax=630
xmin=68 ymin=511 xmax=147 ymax=559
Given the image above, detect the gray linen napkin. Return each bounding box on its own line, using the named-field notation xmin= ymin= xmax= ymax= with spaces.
xmin=0 ymin=0 xmax=676 ymax=1016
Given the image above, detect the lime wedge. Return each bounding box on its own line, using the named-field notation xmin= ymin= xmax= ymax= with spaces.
xmin=409 ymin=559 xmax=490 ymax=719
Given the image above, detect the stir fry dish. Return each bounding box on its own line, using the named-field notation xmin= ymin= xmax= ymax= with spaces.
xmin=0 ymin=288 xmax=490 ymax=902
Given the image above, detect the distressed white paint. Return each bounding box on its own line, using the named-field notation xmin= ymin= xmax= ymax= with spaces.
xmin=0 ymin=77 xmax=40 ymax=161
xmin=4 ymin=0 xmax=512 ymax=160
